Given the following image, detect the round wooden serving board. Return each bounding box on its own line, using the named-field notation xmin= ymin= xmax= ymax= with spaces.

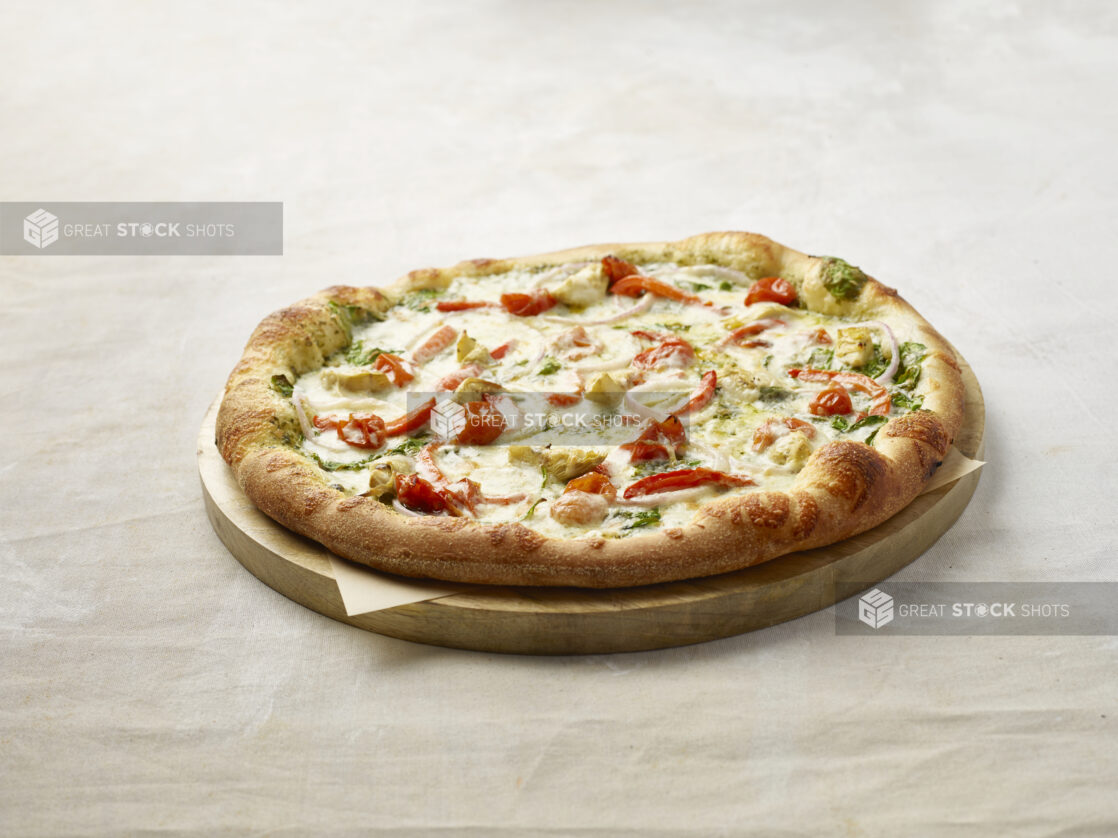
xmin=199 ymin=357 xmax=984 ymax=655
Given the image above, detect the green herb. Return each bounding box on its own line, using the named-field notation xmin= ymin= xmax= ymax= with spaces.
xmin=381 ymin=435 xmax=429 ymax=457
xmin=762 ymin=354 xmax=773 ymax=368
xmin=892 ymin=391 xmax=923 ymax=411
xmin=830 ymin=416 xmax=850 ymax=432
xmin=893 ymin=342 xmax=927 ymax=391
xmin=865 ymin=428 xmax=882 ymax=446
xmin=820 ymin=257 xmax=868 ymax=301
xmin=522 ymin=497 xmax=545 ymax=520
xmin=401 ymin=288 xmax=441 ymax=312
xmin=306 ymin=451 xmax=380 ymax=472
xmin=270 ymin=373 xmax=294 ymax=398
xmin=758 ymin=386 xmax=792 ymax=404
xmin=655 ymin=322 xmax=691 ymax=332
xmin=807 ymin=347 xmax=834 ymax=370
xmin=537 ymin=358 xmax=562 ymax=376
xmin=632 ymin=458 xmax=701 ymax=478
xmin=677 ymin=280 xmax=710 ymax=292
xmin=718 ymin=281 xmax=734 ymax=292
xmin=614 ymin=507 xmax=662 ymax=531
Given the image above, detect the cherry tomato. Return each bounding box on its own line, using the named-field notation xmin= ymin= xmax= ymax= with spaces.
xmin=745 ymin=276 xmax=796 ymax=306
xmin=601 ymin=255 xmax=641 ymax=285
xmin=455 ymin=400 xmax=505 ymax=445
xmin=338 ymin=412 xmax=387 ymax=449
xmin=394 ymin=473 xmax=448 ymax=513
xmin=633 ymin=336 xmax=696 ymax=370
xmin=809 ymin=385 xmax=853 ymax=416
xmin=501 ymin=289 xmax=557 ymax=316
xmin=564 ymin=471 xmax=616 ymax=500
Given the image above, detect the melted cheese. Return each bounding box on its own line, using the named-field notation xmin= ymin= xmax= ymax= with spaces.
xmin=291 ymin=261 xmax=917 ymax=538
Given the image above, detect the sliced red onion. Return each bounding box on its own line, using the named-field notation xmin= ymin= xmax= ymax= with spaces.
xmin=854 ymin=320 xmax=900 ymax=385
xmin=623 ymin=392 xmax=667 ymax=423
xmin=542 ymin=293 xmax=654 ymax=326
xmin=688 ymin=440 xmax=729 ymax=473
xmin=574 ymin=355 xmax=633 ymax=374
xmin=392 ymin=499 xmax=423 ymax=517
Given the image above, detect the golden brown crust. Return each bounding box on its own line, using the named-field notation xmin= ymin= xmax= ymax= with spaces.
xmin=215 ymin=232 xmax=965 ymax=588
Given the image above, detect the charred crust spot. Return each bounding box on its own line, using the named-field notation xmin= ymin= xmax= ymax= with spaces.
xmin=810 ymin=443 xmax=887 ymax=512
xmin=337 ymin=497 xmax=365 ymax=511
xmin=513 ymin=525 xmax=546 ymax=552
xmin=303 ymin=490 xmax=334 ymax=515
xmin=931 ymin=350 xmax=960 ymax=372
xmin=407 ymin=268 xmax=441 ymax=284
xmin=744 ymin=493 xmax=790 ymax=529
xmin=263 ymin=451 xmax=292 ymax=472
xmin=585 ymin=535 xmax=606 ymax=549
xmin=884 ymin=412 xmax=950 ymax=474
xmin=470 ymin=258 xmax=496 ymax=269
xmin=664 ymin=528 xmax=684 ymax=540
xmin=792 ymin=492 xmax=819 ymax=539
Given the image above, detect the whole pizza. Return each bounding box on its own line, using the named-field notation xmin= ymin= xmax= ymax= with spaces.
xmin=216 ymin=232 xmax=965 ymax=587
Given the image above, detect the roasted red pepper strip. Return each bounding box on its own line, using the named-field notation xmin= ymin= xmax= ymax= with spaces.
xmin=374 ymin=352 xmax=414 ymax=386
xmin=501 ymin=289 xmax=557 ymax=316
xmin=676 ymin=370 xmax=716 ymax=416
xmin=436 ymin=364 xmax=483 ymax=391
xmin=745 ymin=276 xmax=796 ymax=306
xmin=411 ymin=325 xmax=458 ymax=365
xmin=620 ymin=415 xmax=688 ymax=463
xmin=723 ymin=318 xmax=786 ymax=346
xmin=435 ymin=300 xmax=498 ymax=312
xmin=622 ymin=467 xmax=753 ymax=500
xmin=489 ymin=341 xmax=515 ymax=360
xmin=788 ymin=368 xmax=891 ymax=416
xmin=384 ymin=398 xmax=436 ymax=436
xmin=610 ymin=274 xmax=707 ymax=306
xmin=601 ymin=255 xmax=641 ymax=285
xmin=752 ymin=417 xmax=816 ymax=452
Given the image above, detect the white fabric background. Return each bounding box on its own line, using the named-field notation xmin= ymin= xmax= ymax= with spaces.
xmin=2 ymin=1 xmax=1116 ymax=835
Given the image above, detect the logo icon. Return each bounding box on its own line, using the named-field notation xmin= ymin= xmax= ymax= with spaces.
xmin=429 ymin=398 xmax=466 ymax=441
xmin=858 ymin=588 xmax=894 ymax=629
xmin=23 ymin=209 xmax=59 ymax=249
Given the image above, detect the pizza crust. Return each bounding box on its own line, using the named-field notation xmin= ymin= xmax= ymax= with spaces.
xmin=216 ymin=233 xmax=965 ymax=587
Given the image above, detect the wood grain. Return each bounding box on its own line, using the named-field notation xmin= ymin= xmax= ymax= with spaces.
xmin=199 ymin=356 xmax=984 ymax=654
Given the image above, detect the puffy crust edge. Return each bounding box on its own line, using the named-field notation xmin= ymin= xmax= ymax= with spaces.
xmin=215 ymin=232 xmax=965 ymax=588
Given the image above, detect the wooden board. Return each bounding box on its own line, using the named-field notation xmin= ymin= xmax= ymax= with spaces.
xmin=199 ymin=357 xmax=984 ymax=655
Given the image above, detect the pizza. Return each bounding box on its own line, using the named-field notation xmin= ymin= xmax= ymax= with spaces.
xmin=216 ymin=232 xmax=965 ymax=588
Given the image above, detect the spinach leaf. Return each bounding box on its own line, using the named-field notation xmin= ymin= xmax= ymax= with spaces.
xmin=892 ymin=391 xmax=923 ymax=411
xmin=522 ymin=497 xmax=545 ymax=520
xmin=381 ymin=435 xmax=429 ymax=457
xmin=718 ymin=280 xmax=734 ymax=292
xmin=893 ymin=342 xmax=927 ymax=391
xmin=856 ymin=344 xmax=889 ymax=378
xmin=345 ymin=340 xmax=399 ymax=366
xmin=821 ymin=257 xmax=868 ymax=301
